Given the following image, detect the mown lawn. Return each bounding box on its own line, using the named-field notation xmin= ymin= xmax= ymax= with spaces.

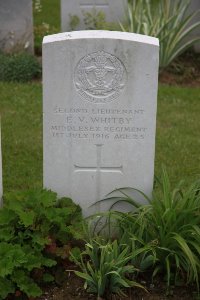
xmin=33 ymin=0 xmax=60 ymax=53
xmin=155 ymin=86 xmax=200 ymax=186
xmin=0 ymin=83 xmax=42 ymax=191
xmin=0 ymin=82 xmax=200 ymax=192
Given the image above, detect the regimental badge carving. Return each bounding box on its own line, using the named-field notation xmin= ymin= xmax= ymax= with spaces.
xmin=74 ymin=51 xmax=127 ymax=103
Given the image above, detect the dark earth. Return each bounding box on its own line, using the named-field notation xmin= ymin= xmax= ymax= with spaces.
xmin=35 ymin=271 xmax=198 ymax=300
xmin=159 ymin=51 xmax=200 ymax=87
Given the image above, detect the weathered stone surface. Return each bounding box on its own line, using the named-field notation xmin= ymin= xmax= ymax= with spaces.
xmin=0 ymin=0 xmax=34 ymax=53
xmin=61 ymin=0 xmax=125 ymax=31
xmin=43 ymin=31 xmax=159 ymax=216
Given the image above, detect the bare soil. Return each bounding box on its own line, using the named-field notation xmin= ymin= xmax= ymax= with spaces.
xmin=36 ymin=271 xmax=198 ymax=300
xmin=159 ymin=51 xmax=200 ymax=87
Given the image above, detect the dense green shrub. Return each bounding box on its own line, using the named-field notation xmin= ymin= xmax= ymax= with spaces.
xmin=0 ymin=53 xmax=41 ymax=82
xmin=70 ymin=238 xmax=145 ymax=298
xmin=107 ymin=167 xmax=200 ymax=291
xmin=121 ymin=0 xmax=200 ymax=69
xmin=82 ymin=8 xmax=120 ymax=31
xmin=0 ymin=189 xmax=82 ymax=299
xmin=69 ymin=8 xmax=120 ymax=31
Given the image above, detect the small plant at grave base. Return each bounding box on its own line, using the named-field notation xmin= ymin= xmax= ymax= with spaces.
xmin=120 ymin=0 xmax=200 ymax=69
xmin=83 ymin=9 xmax=107 ymax=30
xmin=0 ymin=53 xmax=41 ymax=82
xmin=69 ymin=15 xmax=80 ymax=31
xmin=0 ymin=189 xmax=83 ymax=299
xmin=34 ymin=23 xmax=58 ymax=55
xmin=107 ymin=167 xmax=200 ymax=293
xmin=82 ymin=8 xmax=120 ymax=31
xmin=70 ymin=238 xmax=146 ymax=299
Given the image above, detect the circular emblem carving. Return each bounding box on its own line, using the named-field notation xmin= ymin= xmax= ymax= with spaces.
xmin=74 ymin=51 xmax=127 ymax=103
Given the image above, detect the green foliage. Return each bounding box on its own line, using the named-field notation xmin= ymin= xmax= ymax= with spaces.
xmin=0 ymin=189 xmax=82 ymax=299
xmin=0 ymin=53 xmax=41 ymax=82
xmin=69 ymin=15 xmax=80 ymax=31
xmin=121 ymin=0 xmax=200 ymax=68
xmin=83 ymin=9 xmax=108 ymax=30
xmin=71 ymin=238 xmax=145 ymax=298
xmin=69 ymin=8 xmax=120 ymax=31
xmin=118 ymin=228 xmax=157 ymax=273
xmin=33 ymin=0 xmax=60 ymax=55
xmin=108 ymin=167 xmax=200 ymax=291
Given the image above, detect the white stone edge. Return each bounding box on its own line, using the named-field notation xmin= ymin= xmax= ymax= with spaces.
xmin=43 ymin=30 xmax=159 ymax=46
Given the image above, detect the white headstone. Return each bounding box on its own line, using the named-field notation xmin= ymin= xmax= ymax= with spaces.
xmin=0 ymin=120 xmax=3 ymax=206
xmin=43 ymin=30 xmax=159 ymax=216
xmin=61 ymin=0 xmax=124 ymax=31
xmin=0 ymin=0 xmax=34 ymax=53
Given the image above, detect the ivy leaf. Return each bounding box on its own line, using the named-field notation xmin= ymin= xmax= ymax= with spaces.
xmin=32 ymin=232 xmax=49 ymax=248
xmin=0 ymin=243 xmax=27 ymax=277
xmin=41 ymin=257 xmax=57 ymax=268
xmin=12 ymin=270 xmax=42 ymax=297
xmin=43 ymin=273 xmax=54 ymax=282
xmin=18 ymin=210 xmax=35 ymax=227
xmin=0 ymin=227 xmax=15 ymax=242
xmin=22 ymin=253 xmax=43 ymax=271
xmin=56 ymin=197 xmax=75 ymax=208
xmin=4 ymin=193 xmax=25 ymax=212
xmin=34 ymin=189 xmax=57 ymax=208
xmin=0 ymin=208 xmax=16 ymax=225
xmin=0 ymin=277 xmax=15 ymax=299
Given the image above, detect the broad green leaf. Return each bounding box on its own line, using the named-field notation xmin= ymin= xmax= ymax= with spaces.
xmin=12 ymin=270 xmax=42 ymax=297
xmin=75 ymin=271 xmax=94 ymax=283
xmin=0 ymin=227 xmax=14 ymax=242
xmin=41 ymin=257 xmax=57 ymax=267
xmin=0 ymin=208 xmax=16 ymax=225
xmin=43 ymin=273 xmax=54 ymax=282
xmin=18 ymin=210 xmax=35 ymax=227
xmin=0 ymin=277 xmax=15 ymax=299
xmin=0 ymin=243 xmax=27 ymax=276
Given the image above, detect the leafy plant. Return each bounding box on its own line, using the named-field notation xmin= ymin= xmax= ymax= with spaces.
xmin=0 ymin=189 xmax=82 ymax=299
xmin=107 ymin=167 xmax=200 ymax=291
xmin=0 ymin=52 xmax=41 ymax=82
xmin=68 ymin=8 xmax=120 ymax=31
xmin=70 ymin=238 xmax=145 ymax=298
xmin=69 ymin=15 xmax=80 ymax=31
xmin=120 ymin=0 xmax=200 ymax=68
xmin=83 ymin=8 xmax=108 ymax=30
xmin=33 ymin=0 xmax=60 ymax=55
xmin=34 ymin=23 xmax=58 ymax=55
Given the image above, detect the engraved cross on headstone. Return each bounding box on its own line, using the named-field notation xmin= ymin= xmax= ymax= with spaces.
xmin=74 ymin=144 xmax=123 ymax=203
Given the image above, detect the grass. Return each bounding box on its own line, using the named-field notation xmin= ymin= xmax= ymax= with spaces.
xmin=0 ymin=82 xmax=200 ymax=192
xmin=33 ymin=0 xmax=60 ymax=53
xmin=0 ymin=82 xmax=42 ymax=191
xmin=33 ymin=0 xmax=60 ymax=30
xmin=155 ymin=85 xmax=200 ymax=186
